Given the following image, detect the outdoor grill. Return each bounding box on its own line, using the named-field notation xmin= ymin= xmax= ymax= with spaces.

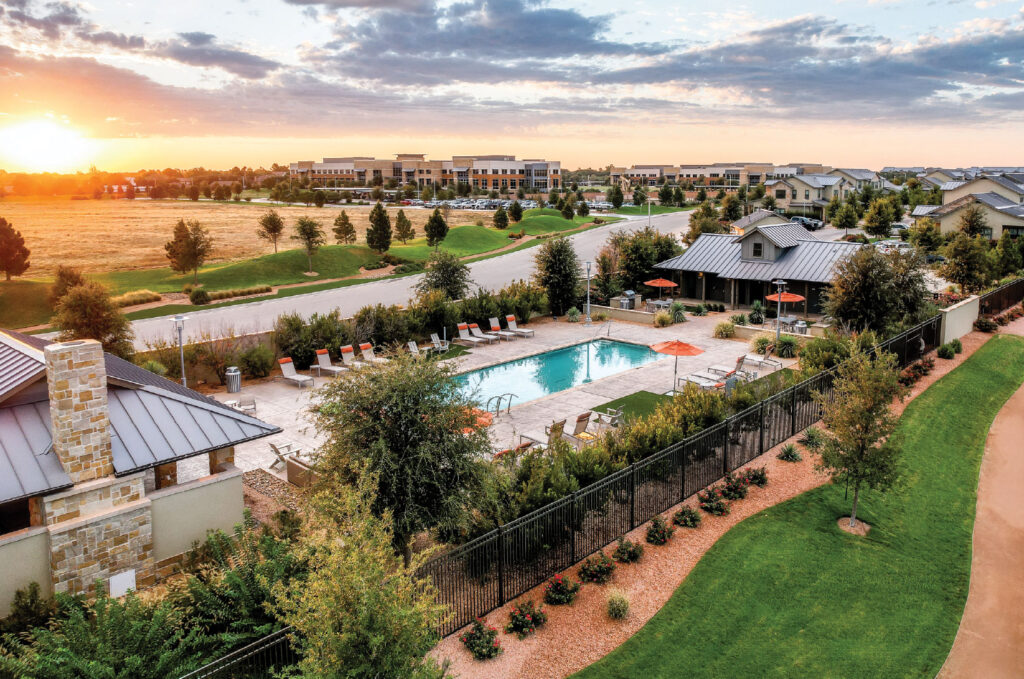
xmin=620 ymin=290 xmax=636 ymax=309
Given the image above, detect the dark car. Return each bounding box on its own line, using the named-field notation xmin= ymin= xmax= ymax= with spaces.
xmin=790 ymin=216 xmax=823 ymax=230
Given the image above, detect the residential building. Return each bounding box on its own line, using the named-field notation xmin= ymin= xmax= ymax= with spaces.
xmin=763 ymin=174 xmax=846 ymax=219
xmin=828 ymin=168 xmax=899 ymax=193
xmin=729 ymin=208 xmax=789 ymax=235
xmin=912 ymin=173 xmax=1024 ymax=239
xmin=655 ymin=223 xmax=863 ymax=313
xmin=0 ymin=331 xmax=279 ymax=614
xmin=288 ymin=154 xmax=561 ymax=191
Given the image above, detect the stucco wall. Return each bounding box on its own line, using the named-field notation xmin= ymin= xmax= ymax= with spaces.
xmin=0 ymin=527 xmax=51 ymax=617
xmin=589 ymin=304 xmax=657 ymax=324
xmin=940 ymin=295 xmax=981 ymax=344
xmin=149 ymin=467 xmax=244 ymax=562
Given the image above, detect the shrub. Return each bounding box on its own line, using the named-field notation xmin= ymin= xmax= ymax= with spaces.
xmin=460 ymin=618 xmax=502 ymax=660
xmin=698 ymin=486 xmax=729 ymax=515
xmin=777 ymin=443 xmax=802 ymax=462
xmin=593 ymin=311 xmax=609 ymax=322
xmin=141 ymin=360 xmax=167 ymax=376
xmin=775 ymin=335 xmax=798 ymax=358
xmin=578 ymin=551 xmax=616 ymax=584
xmin=240 ymin=344 xmax=275 ymax=378
xmin=112 ymin=289 xmax=162 ymax=307
xmin=720 ymin=471 xmax=749 ymax=500
xmin=693 ymin=304 xmax=708 ymax=316
xmin=951 ymin=338 xmax=963 ymax=353
xmin=0 ymin=583 xmax=55 ymax=635
xmin=607 ymin=589 xmax=630 ymax=620
xmin=182 ymin=283 xmax=195 ymax=294
xmin=645 ymin=515 xmax=675 ymax=545
xmin=798 ymin=425 xmax=824 ymax=451
xmin=765 ymin=307 xmax=777 ymax=319
xmin=670 ymin=301 xmax=687 ymax=323
xmin=748 ymin=300 xmax=765 ymax=325
xmin=654 ymin=311 xmax=672 ymax=327
xmin=611 ymin=537 xmax=643 ymax=563
xmin=752 ymin=333 xmax=773 ymax=355
xmin=730 ymin=313 xmax=748 ymax=326
xmin=543 ymin=573 xmax=581 ymax=605
xmin=974 ymin=317 xmax=998 ymax=332
xmin=741 ymin=466 xmax=768 ymax=487
xmin=937 ymin=344 xmax=955 ymax=360
xmin=504 ymin=600 xmax=547 ymax=639
xmin=672 ymin=506 xmax=701 ymax=528
xmin=393 ymin=262 xmax=424 ymax=274
xmin=566 ymin=306 xmax=581 ymax=323
xmin=207 ymin=285 xmax=273 ymax=301
xmin=189 ymin=288 xmax=211 ymax=305
xmin=714 ymin=321 xmax=735 ymax=338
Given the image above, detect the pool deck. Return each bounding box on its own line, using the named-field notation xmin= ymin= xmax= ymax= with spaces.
xmin=178 ymin=314 xmax=794 ymax=481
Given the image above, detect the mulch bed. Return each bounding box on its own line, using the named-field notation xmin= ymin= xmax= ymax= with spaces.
xmin=243 ymin=469 xmax=303 ymax=524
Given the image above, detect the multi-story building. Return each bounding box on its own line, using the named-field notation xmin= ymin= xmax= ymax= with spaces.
xmin=288 ymin=154 xmax=561 ymax=191
xmin=912 ymin=173 xmax=1024 ymax=239
xmin=606 ymin=162 xmax=831 ymax=189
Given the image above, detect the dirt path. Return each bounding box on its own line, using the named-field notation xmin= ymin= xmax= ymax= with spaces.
xmin=938 ymin=319 xmax=1024 ymax=679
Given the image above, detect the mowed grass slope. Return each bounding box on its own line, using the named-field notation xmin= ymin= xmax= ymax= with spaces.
xmin=575 ymin=334 xmax=1024 ymax=679
xmin=612 ymin=205 xmax=689 ymax=216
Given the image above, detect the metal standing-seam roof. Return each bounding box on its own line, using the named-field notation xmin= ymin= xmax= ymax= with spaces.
xmin=834 ymin=168 xmax=878 ymax=181
xmin=0 ymin=332 xmax=46 ymax=402
xmin=748 ymin=222 xmax=814 ymax=249
xmin=0 ymin=401 xmax=73 ymax=504
xmin=731 ymin=209 xmax=787 ymax=232
xmin=939 ymin=180 xmax=968 ymax=191
xmin=911 ymin=205 xmax=939 ymax=217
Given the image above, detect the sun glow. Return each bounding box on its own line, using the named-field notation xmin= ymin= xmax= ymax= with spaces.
xmin=0 ymin=121 xmax=96 ymax=172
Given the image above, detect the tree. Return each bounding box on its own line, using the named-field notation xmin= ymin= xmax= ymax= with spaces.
xmin=292 ymin=217 xmax=326 ymax=273
xmin=54 ymin=282 xmax=135 ymax=359
xmin=940 ymin=233 xmax=990 ymax=293
xmin=815 ymin=348 xmax=904 ymax=529
xmin=887 ymin=249 xmax=931 ymax=325
xmin=271 ymin=479 xmax=449 ymax=679
xmin=48 ymin=265 xmax=86 ymax=309
xmin=658 ymin=184 xmax=673 ymax=205
xmin=696 ymin=186 xmax=707 ymax=203
xmin=908 ymin=217 xmax=943 ymax=252
xmin=417 ymin=250 xmax=472 ymax=300
xmin=394 ymin=209 xmax=415 ymax=244
xmin=560 ymin=201 xmax=575 ymax=220
xmin=825 ymin=194 xmax=842 ymax=223
xmin=863 ymin=199 xmax=894 ymax=239
xmin=957 ymin=204 xmax=989 ymax=238
xmin=256 ymin=209 xmax=285 ymax=253
xmin=309 ymin=353 xmax=490 ymax=564
xmin=366 ymin=202 xmax=392 ymax=254
xmin=508 ymin=200 xmax=524 ymax=223
xmin=493 ymin=205 xmax=509 ymax=230
xmin=720 ymin=194 xmax=742 ymax=222
xmin=534 ymin=236 xmax=580 ymax=315
xmin=825 ymin=247 xmax=895 ymax=332
xmin=124 ymin=184 xmax=135 ymax=200
xmin=164 ymin=219 xmax=213 ymax=284
xmin=187 ymin=185 xmax=200 ymax=201
xmin=760 ymin=194 xmax=777 ymax=210
xmin=692 ymin=200 xmax=718 ymax=222
xmin=633 ymin=187 xmax=647 ymax=206
xmin=332 ymin=210 xmax=356 ymax=244
xmin=994 ymin=230 xmax=1023 ymax=276
xmin=576 ymin=200 xmax=590 ymax=218
xmin=313 ymin=190 xmax=326 ymax=208
xmin=833 ymin=203 xmax=859 ymax=235
xmin=424 ymin=208 xmax=449 ymax=249
xmin=0 ymin=217 xmax=31 ymax=281
xmin=608 ymin=185 xmax=624 ymax=209
xmin=684 ymin=214 xmax=727 ymax=245
xmin=673 ymin=186 xmax=685 ymax=206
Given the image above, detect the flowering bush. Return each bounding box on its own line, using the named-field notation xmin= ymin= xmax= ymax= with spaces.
xmin=645 ymin=516 xmax=675 ymax=545
xmin=898 ymin=356 xmax=935 ymax=387
xmin=720 ymin=471 xmax=749 ymax=500
xmin=504 ymin=600 xmax=547 ymax=639
xmin=935 ymin=291 xmax=968 ymax=308
xmin=578 ymin=551 xmax=616 ymax=584
xmin=741 ymin=466 xmax=768 ymax=487
xmin=543 ymin=573 xmax=581 ymax=606
xmin=698 ymin=486 xmax=729 ymax=515
xmin=460 ymin=618 xmax=502 ymax=660
xmin=611 ymin=537 xmax=644 ymax=563
xmin=672 ymin=506 xmax=701 ymax=529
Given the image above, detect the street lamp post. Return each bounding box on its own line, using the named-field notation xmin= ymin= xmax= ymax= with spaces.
xmin=772 ymin=279 xmax=786 ymax=348
xmin=585 ymin=261 xmax=592 ymax=326
xmin=172 ymin=315 xmax=188 ymax=388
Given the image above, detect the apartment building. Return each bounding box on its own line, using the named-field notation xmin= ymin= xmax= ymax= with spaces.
xmin=606 ymin=162 xmax=830 ymax=189
xmin=913 ymin=173 xmax=1024 ymax=239
xmin=764 ymin=174 xmax=847 ymax=218
xmin=289 ymin=154 xmax=561 ymax=191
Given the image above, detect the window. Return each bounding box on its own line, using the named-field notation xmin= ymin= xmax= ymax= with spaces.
xmin=752 ymin=242 xmax=763 ymax=258
xmin=804 ymin=190 xmax=810 ymax=200
xmin=980 ymin=227 xmax=993 ymax=239
xmin=775 ymin=189 xmax=786 ymax=199
xmin=1005 ymin=226 xmax=1024 ymax=239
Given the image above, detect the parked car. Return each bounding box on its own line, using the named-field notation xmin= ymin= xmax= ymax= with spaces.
xmin=875 ymin=240 xmax=912 ymax=254
xmin=790 ymin=216 xmax=823 ymax=230
xmin=925 ymin=252 xmax=947 ymax=264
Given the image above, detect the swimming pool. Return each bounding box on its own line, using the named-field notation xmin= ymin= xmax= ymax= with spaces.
xmin=456 ymin=339 xmax=660 ymax=409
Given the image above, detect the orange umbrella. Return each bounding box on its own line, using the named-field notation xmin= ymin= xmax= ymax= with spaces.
xmin=651 ymin=340 xmax=704 ymax=394
xmin=645 ymin=278 xmax=678 ymax=299
xmin=764 ymin=292 xmax=805 ymax=303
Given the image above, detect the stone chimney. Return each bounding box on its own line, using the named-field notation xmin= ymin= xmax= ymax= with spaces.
xmin=44 ymin=340 xmax=114 ymax=484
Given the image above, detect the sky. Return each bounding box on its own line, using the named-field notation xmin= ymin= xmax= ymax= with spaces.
xmin=1 ymin=0 xmax=1023 ymax=172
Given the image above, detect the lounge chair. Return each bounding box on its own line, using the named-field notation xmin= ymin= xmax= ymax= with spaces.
xmin=494 ymin=440 xmax=534 ymax=460
xmin=563 ymin=411 xmax=596 ymax=448
xmin=468 ymin=323 xmax=498 ymax=343
xmin=278 ymin=357 xmax=314 ymax=388
xmin=359 ymin=343 xmax=388 ymax=364
xmin=430 ymin=332 xmax=450 ymax=353
xmin=312 ymin=349 xmax=346 ymax=377
xmin=269 ymin=441 xmax=301 ymax=471
xmin=408 ymin=341 xmax=425 ymax=357
xmin=679 ymin=374 xmax=724 ymax=391
xmin=236 ymin=395 xmax=257 ymax=416
xmin=505 ymin=315 xmax=535 ymax=337
xmin=522 ymin=418 xmax=566 ymax=448
xmin=456 ymin=323 xmax=486 ymax=346
xmin=741 ymin=353 xmax=782 ymax=371
xmin=488 ymin=318 xmax=517 ymax=342
xmin=339 ymin=345 xmax=365 ymax=369
xmin=594 ymin=407 xmax=623 ymax=432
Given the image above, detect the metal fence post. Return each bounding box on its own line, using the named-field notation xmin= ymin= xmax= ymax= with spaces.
xmin=722 ymin=422 xmax=730 ymax=476
xmin=758 ymin=401 xmax=765 ymax=459
xmin=790 ymin=387 xmax=797 ymax=437
xmin=497 ymin=525 xmax=505 ymax=605
xmin=680 ymin=444 xmax=687 ymax=502
xmin=629 ymin=465 xmax=636 ymax=529
xmin=570 ymin=492 xmax=578 ymax=564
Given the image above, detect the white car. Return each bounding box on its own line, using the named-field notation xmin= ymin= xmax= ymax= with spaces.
xmin=875 ymin=240 xmax=912 ymax=254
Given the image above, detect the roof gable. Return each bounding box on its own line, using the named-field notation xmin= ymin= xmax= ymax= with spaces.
xmin=731 ymin=209 xmax=787 ymax=231
xmin=738 ymin=222 xmax=810 ymax=249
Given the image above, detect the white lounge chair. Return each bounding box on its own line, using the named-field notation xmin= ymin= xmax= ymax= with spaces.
xmin=430 ymin=332 xmax=450 ymax=353
xmin=488 ymin=318 xmax=517 ymax=341
xmin=278 ymin=357 xmax=314 ymax=388
xmin=457 ymin=323 xmax=486 ymax=346
xmin=408 ymin=341 xmax=424 ymax=357
xmin=741 ymin=353 xmax=782 ymax=371
xmin=594 ymin=407 xmax=622 ymax=432
xmin=269 ymin=441 xmax=301 ymax=471
xmin=505 ymin=315 xmax=535 ymax=337
xmin=313 ymin=349 xmax=346 ymax=377
xmin=236 ymin=395 xmax=257 ymax=416
xmin=679 ymin=374 xmax=724 ymax=391
xmin=360 ymin=343 xmax=388 ymax=364
xmin=469 ymin=323 xmax=499 ymax=343
xmin=339 ymin=344 xmax=365 ymax=369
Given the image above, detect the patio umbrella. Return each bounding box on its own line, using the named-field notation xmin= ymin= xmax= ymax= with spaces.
xmin=765 ymin=291 xmax=806 ymax=319
xmin=650 ymin=340 xmax=704 ymax=394
xmin=644 ymin=278 xmax=678 ymax=299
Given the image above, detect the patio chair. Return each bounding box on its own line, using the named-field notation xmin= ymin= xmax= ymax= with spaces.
xmin=339 ymin=345 xmax=365 ymax=369
xmin=430 ymin=332 xmax=450 ymax=353
xmin=488 ymin=318 xmax=518 ymax=342
xmin=269 ymin=441 xmax=301 ymax=471
xmin=278 ymin=357 xmax=314 ymax=389
xmin=408 ymin=341 xmax=425 ymax=358
xmin=313 ymin=349 xmax=346 ymax=377
xmin=494 ymin=440 xmax=535 ymax=459
xmin=679 ymin=374 xmax=724 ymax=391
xmin=456 ymin=323 xmax=486 ymax=346
xmin=236 ymin=395 xmax=257 ymax=416
xmin=468 ymin=323 xmax=499 ymax=343
xmin=741 ymin=353 xmax=782 ymax=372
xmin=360 ymin=343 xmax=389 ymax=364
xmin=521 ymin=418 xmax=566 ymax=448
xmin=505 ymin=315 xmax=535 ymax=337
xmin=563 ymin=411 xmax=596 ymax=448
xmin=594 ymin=407 xmax=623 ymax=432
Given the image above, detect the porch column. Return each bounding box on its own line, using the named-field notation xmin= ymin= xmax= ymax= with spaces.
xmin=804 ymin=282 xmax=810 ymax=316
xmin=155 ymin=462 xmax=178 ymax=489
xmin=701 ymin=274 xmax=706 ymax=302
xmin=730 ymin=279 xmax=736 ymax=309
xmin=209 ymin=448 xmax=235 ymax=475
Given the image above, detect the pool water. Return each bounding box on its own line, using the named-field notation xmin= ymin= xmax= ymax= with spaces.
xmin=456 ymin=339 xmax=660 ymax=408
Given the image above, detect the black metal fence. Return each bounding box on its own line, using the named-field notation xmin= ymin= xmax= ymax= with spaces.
xmin=421 ymin=314 xmax=943 ymax=636
xmin=177 ymin=627 xmax=297 ymax=679
xmin=978 ymin=278 xmax=1024 ymax=316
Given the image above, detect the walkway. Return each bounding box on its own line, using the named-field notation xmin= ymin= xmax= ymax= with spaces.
xmin=939 ymin=319 xmax=1024 ymax=679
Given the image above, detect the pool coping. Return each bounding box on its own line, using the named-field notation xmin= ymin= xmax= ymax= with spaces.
xmin=449 ymin=335 xmax=662 ymax=377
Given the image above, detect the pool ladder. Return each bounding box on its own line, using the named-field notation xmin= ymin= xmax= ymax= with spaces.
xmin=486 ymin=393 xmax=517 ymax=415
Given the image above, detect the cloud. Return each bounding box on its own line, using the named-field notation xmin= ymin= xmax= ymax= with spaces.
xmin=284 ymin=0 xmax=430 ymax=8
xmin=2 ymin=0 xmax=85 ymax=39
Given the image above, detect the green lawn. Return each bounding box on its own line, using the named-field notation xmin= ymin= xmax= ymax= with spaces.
xmin=575 ymin=334 xmax=1024 ymax=679
xmin=612 ymin=205 xmax=690 ymax=216
xmin=0 ymin=280 xmax=54 ymax=328
xmin=516 ymin=208 xmax=593 ymax=235
xmin=592 ymin=391 xmax=671 ymax=420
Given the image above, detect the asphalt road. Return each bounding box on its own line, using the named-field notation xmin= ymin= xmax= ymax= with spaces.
xmin=129 ymin=210 xmax=694 ymax=347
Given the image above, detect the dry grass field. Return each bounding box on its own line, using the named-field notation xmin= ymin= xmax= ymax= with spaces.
xmin=0 ymin=197 xmax=480 ymax=276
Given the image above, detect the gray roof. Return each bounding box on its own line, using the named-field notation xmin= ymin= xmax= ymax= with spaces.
xmin=939 ymin=180 xmax=968 ymax=191
xmin=793 ymin=174 xmax=842 ymax=189
xmin=731 ymin=209 xmax=786 ymax=231
xmin=0 ymin=401 xmax=73 ymax=503
xmin=835 ymin=168 xmax=877 ymax=181
xmin=744 ymin=222 xmax=812 ymax=249
xmin=940 ymin=175 xmax=1024 ymax=197
xmin=972 ymin=192 xmax=1024 ymax=218
xmin=911 ymin=205 xmax=939 ymax=216
xmin=0 ymin=333 xmax=45 ymax=402
xmin=656 ymin=232 xmax=862 ymax=284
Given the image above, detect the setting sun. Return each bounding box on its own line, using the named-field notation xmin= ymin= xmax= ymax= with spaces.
xmin=0 ymin=120 xmax=95 ymax=172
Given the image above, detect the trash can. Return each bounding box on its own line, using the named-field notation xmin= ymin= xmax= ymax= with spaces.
xmin=795 ymin=321 xmax=808 ymax=335
xmin=225 ymin=366 xmax=241 ymax=393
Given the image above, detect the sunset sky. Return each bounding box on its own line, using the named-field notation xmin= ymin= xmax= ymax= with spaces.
xmin=1 ymin=0 xmax=1023 ymax=172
